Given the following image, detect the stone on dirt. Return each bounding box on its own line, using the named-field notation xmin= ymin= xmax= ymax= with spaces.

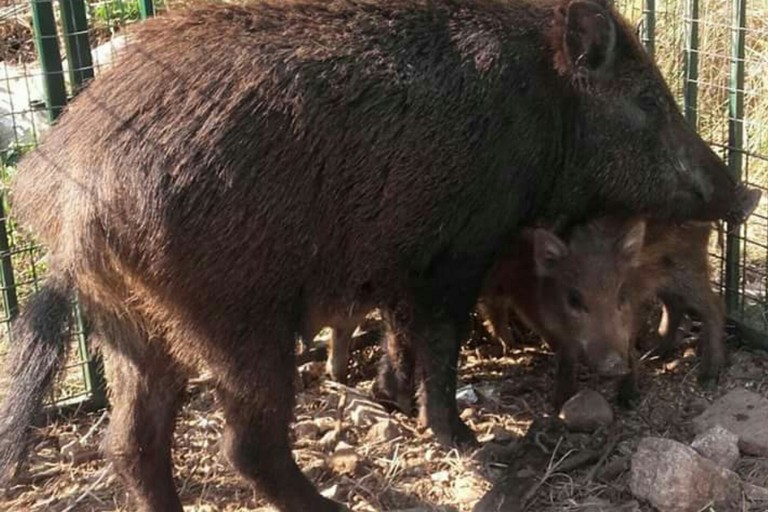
xmin=365 ymin=419 xmax=404 ymax=444
xmin=328 ymin=442 xmax=360 ymax=475
xmin=692 ymin=388 xmax=768 ymax=456
xmin=690 ymin=425 xmax=740 ymax=470
xmin=630 ymin=437 xmax=742 ymax=512
xmin=558 ymin=388 xmax=614 ymax=432
xmin=293 ymin=420 xmax=321 ymax=440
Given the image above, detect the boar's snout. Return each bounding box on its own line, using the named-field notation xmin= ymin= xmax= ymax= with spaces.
xmin=594 ymin=351 xmax=630 ymax=378
xmin=725 ymin=184 xmax=762 ymax=225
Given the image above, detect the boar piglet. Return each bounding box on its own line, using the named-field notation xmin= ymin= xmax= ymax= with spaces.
xmin=630 ymin=221 xmax=725 ymax=384
xmin=478 ymin=216 xmax=646 ymax=408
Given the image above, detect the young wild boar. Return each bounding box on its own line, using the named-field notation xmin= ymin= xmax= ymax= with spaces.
xmin=474 ymin=220 xmax=726 ymax=405
xmin=630 ymin=222 xmax=725 ymax=383
xmin=0 ymin=0 xmax=759 ymax=511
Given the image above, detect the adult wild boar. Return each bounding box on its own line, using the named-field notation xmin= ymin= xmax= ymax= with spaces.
xmin=0 ymin=0 xmax=758 ymax=510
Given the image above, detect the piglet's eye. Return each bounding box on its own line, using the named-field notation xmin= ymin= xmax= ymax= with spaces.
xmin=618 ymin=287 xmax=629 ymax=307
xmin=567 ymin=289 xmax=587 ymax=312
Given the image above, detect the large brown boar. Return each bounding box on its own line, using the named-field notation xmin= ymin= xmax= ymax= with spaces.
xmin=0 ymin=0 xmax=759 ymax=511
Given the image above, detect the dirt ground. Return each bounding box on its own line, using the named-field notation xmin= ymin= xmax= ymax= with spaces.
xmin=2 ymin=317 xmax=768 ymax=512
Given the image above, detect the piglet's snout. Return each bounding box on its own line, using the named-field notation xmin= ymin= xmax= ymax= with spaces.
xmin=595 ymin=351 xmax=630 ymax=377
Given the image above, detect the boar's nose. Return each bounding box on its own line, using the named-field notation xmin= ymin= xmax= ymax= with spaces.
xmin=725 ymin=185 xmax=762 ymax=225
xmin=596 ymin=352 xmax=630 ymax=377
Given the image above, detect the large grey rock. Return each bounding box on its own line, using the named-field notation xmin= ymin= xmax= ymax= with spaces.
xmin=690 ymin=425 xmax=740 ymax=470
xmin=692 ymin=388 xmax=768 ymax=456
xmin=630 ymin=437 xmax=742 ymax=512
xmin=559 ymin=388 xmax=613 ymax=432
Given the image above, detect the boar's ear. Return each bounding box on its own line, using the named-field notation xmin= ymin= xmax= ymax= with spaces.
xmin=555 ymin=0 xmax=617 ymax=77
xmin=533 ymin=229 xmax=569 ymax=276
xmin=617 ymin=220 xmax=646 ymax=266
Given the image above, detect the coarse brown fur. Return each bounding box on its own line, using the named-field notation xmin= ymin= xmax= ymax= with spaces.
xmin=1 ymin=0 xmax=756 ymax=510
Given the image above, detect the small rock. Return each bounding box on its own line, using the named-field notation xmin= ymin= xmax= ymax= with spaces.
xmin=293 ymin=420 xmax=321 ymax=440
xmin=365 ymin=419 xmax=403 ymax=444
xmin=692 ymin=388 xmax=768 ymax=456
xmin=559 ymin=388 xmax=614 ymax=432
xmin=320 ymin=484 xmax=339 ymax=499
xmin=346 ymin=395 xmax=390 ymax=427
xmin=456 ymin=384 xmax=480 ymax=405
xmin=690 ymin=425 xmax=740 ymax=470
xmin=328 ymin=445 xmax=359 ymax=475
xmin=630 ymin=437 xmax=742 ymax=512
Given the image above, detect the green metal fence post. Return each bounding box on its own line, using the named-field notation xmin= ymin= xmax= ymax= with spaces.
xmin=725 ymin=0 xmax=747 ymax=314
xmin=0 ymin=199 xmax=18 ymax=323
xmin=60 ymin=0 xmax=94 ymax=93
xmin=30 ymin=0 xmax=68 ymax=122
xmin=642 ymin=0 xmax=656 ymax=58
xmin=683 ymin=0 xmax=699 ymax=127
xmin=139 ymin=0 xmax=155 ymax=19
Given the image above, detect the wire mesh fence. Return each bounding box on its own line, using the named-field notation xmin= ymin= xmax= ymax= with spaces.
xmin=0 ymin=0 xmax=766 ymax=414
xmin=0 ymin=0 xmax=165 ymax=413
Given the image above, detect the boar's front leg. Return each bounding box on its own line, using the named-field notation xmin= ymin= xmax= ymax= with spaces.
xmin=399 ymin=309 xmax=476 ymax=448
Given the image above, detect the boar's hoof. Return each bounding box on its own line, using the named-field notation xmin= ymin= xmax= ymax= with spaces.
xmin=432 ymin=419 xmax=478 ymax=450
xmin=697 ymin=373 xmax=720 ymax=392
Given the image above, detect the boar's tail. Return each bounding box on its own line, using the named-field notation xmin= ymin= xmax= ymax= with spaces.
xmin=0 ymin=273 xmax=73 ymax=483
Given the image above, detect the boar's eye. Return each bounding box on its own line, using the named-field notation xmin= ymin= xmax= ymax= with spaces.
xmin=566 ymin=288 xmax=587 ymax=313
xmin=637 ymin=92 xmax=661 ymax=114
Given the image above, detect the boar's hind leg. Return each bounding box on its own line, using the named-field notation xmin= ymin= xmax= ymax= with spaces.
xmin=100 ymin=319 xmax=187 ymax=512
xmin=215 ymin=326 xmax=344 ymax=512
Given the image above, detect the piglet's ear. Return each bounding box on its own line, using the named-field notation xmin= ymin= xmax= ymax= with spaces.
xmin=555 ymin=0 xmax=617 ymax=76
xmin=617 ymin=220 xmax=646 ymax=267
xmin=533 ymin=229 xmax=569 ymax=277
